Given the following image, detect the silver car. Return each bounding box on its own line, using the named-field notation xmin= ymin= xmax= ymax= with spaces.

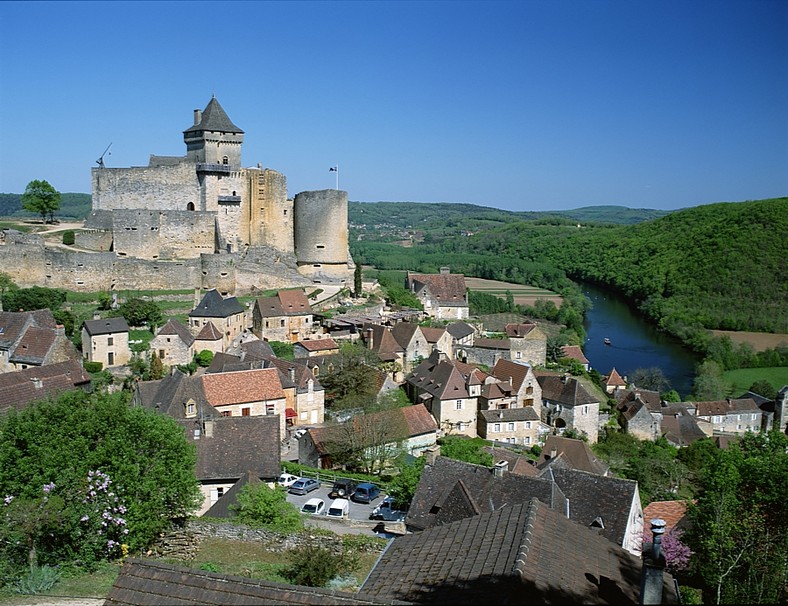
xmin=288 ymin=477 xmax=320 ymax=495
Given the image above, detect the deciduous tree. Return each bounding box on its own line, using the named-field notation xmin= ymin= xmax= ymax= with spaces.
xmin=231 ymin=482 xmax=303 ymax=533
xmin=21 ymin=180 xmax=61 ymax=223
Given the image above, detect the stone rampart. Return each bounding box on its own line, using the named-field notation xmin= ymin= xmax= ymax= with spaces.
xmin=294 ymin=189 xmax=348 ymax=264
xmin=199 ymin=253 xmax=238 ymax=293
xmin=91 ymin=162 xmax=200 ymax=211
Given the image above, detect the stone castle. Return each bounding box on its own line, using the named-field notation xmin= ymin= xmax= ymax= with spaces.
xmin=0 ymin=97 xmax=352 ymax=294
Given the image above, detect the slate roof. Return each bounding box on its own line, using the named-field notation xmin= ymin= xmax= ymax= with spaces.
xmin=362 ymin=498 xmax=675 ymax=605
xmin=0 ymin=359 xmax=91 ymax=414
xmin=82 ymin=316 xmax=129 ymax=336
xmin=616 ymin=389 xmax=662 ymax=410
xmin=0 ymin=310 xmax=57 ymax=349
xmin=364 ymin=323 xmax=404 ymax=361
xmin=419 ymin=326 xmax=447 ymax=344
xmin=694 ymin=398 xmax=761 ymax=416
xmin=405 ymin=456 xmax=566 ymax=532
xmin=133 ymin=370 xmax=212 ymax=418
xmin=406 ymin=352 xmax=470 ymax=401
xmin=659 ymin=409 xmax=709 ymax=446
xmin=263 ymin=357 xmax=324 ymax=392
xmin=538 ymin=374 xmax=598 ymax=406
xmin=538 ymin=436 xmax=610 ymax=476
xmin=446 ymin=321 xmax=475 ymax=340
xmin=189 ymin=289 xmax=244 ymax=318
xmin=483 ymin=446 xmax=540 ymax=477
xmin=156 ymin=319 xmax=194 ymax=347
xmin=541 ymin=467 xmax=639 ymax=550
xmin=183 ymin=97 xmax=244 ymax=135
xmin=406 ymin=272 xmax=467 ymax=307
xmin=239 ymin=339 xmax=275 ymax=360
xmin=479 ymin=407 xmax=539 ymax=423
xmin=106 ymin=558 xmax=399 ymax=605
xmin=180 ymin=416 xmax=280 ymax=481
xmin=472 ymin=337 xmax=509 ymax=350
xmin=254 ymin=289 xmax=312 ymax=318
xmin=201 ymin=368 xmax=284 ymax=406
xmin=390 ymin=322 xmax=420 ymax=349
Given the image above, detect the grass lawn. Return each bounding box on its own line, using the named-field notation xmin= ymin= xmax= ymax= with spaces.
xmin=0 ymin=562 xmax=120 ymax=604
xmin=724 ymin=367 xmax=788 ymax=395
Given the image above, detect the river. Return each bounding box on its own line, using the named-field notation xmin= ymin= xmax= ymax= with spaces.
xmin=581 ymin=283 xmax=700 ymax=397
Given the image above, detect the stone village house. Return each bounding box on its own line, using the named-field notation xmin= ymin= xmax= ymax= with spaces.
xmin=252 ymin=289 xmax=314 ymax=343
xmin=0 ymin=309 xmax=79 ymax=373
xmin=81 ymin=316 xmax=131 ymax=368
xmin=405 ymin=268 xmax=469 ymax=320
xmin=188 ymin=289 xmax=246 ymax=352
xmin=150 ymin=318 xmax=194 ymax=366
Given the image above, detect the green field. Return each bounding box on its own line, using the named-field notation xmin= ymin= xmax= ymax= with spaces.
xmin=724 ymin=367 xmax=788 ymax=395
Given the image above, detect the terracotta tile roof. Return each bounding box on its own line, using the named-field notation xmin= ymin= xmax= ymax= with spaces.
xmin=660 ymin=413 xmax=708 ymax=446
xmin=407 ymin=271 xmax=467 ymax=306
xmin=560 ymin=345 xmax=589 ymax=364
xmin=0 ymin=359 xmax=91 ymax=414
xmin=195 ymin=321 xmax=223 ymax=341
xmin=418 ymin=326 xmax=446 ymax=344
xmin=605 ymin=367 xmax=627 ymax=387
xmin=254 ymin=289 xmax=313 ymax=318
xmin=363 ymin=499 xmax=674 ymax=604
xmin=491 ymin=358 xmax=532 ymax=391
xmin=307 ymin=405 xmax=437 ymax=456
xmin=106 ymin=558 xmax=399 ymax=605
xmin=189 ymin=289 xmax=244 ymax=318
xmin=643 ymin=500 xmax=689 ymax=535
xmin=201 ymin=368 xmax=284 ymax=406
xmin=472 ymin=337 xmax=509 ymax=350
xmin=364 ymin=324 xmax=404 ymax=359
xmin=505 ymin=322 xmax=537 ymax=337
xmin=296 ymin=337 xmax=338 ymax=352
xmin=8 ymin=326 xmax=56 ymax=365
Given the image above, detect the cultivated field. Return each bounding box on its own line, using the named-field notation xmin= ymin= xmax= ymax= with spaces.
xmin=710 ymin=330 xmax=788 ymax=352
xmin=464 ymin=277 xmax=563 ymax=307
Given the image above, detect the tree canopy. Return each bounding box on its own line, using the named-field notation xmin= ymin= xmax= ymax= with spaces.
xmin=0 ymin=391 xmax=200 ymax=573
xmin=21 ymin=180 xmax=61 ymax=223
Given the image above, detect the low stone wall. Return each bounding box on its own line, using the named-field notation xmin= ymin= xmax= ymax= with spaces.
xmin=147 ymin=519 xmax=393 ymax=561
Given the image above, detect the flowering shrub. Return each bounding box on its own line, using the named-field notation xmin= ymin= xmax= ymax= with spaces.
xmin=642 ymin=527 xmax=693 ymax=574
xmin=76 ymin=470 xmax=130 ymax=562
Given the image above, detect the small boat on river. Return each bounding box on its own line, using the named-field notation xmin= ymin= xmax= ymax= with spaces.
xmin=604 ymin=338 xmax=612 ymax=346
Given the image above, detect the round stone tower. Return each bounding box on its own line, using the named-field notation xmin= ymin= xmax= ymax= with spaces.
xmin=293 ymin=189 xmax=350 ymax=284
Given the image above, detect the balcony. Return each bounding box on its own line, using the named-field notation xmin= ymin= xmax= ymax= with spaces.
xmin=218 ymin=195 xmax=241 ymax=205
xmin=196 ymin=163 xmax=231 ymax=174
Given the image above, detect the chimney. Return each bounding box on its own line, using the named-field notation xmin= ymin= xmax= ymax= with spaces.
xmin=493 ymin=460 xmax=508 ymax=477
xmin=424 ymin=444 xmax=440 ymax=466
xmin=204 ymin=419 xmax=214 ymax=438
xmin=550 ymin=448 xmax=557 ymax=460
xmin=288 ymin=367 xmax=295 ymax=383
xmin=439 ymin=266 xmax=450 ymax=275
xmin=194 ymin=287 xmax=201 ymax=309
xmin=193 ymin=109 xmax=202 ymax=126
xmin=639 ymin=518 xmax=667 ymax=605
xmin=366 ymin=327 xmax=374 ymax=350
xmin=31 ymin=377 xmax=42 ymax=389
xmin=93 ymin=313 xmax=101 ymax=320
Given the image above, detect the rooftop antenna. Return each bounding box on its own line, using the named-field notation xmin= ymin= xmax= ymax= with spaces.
xmin=96 ymin=142 xmax=112 ymax=168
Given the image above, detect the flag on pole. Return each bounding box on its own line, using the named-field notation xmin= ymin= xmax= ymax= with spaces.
xmin=329 ymin=166 xmax=337 ymax=172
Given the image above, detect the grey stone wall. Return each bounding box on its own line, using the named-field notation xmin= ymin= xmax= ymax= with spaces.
xmin=92 ymin=162 xmax=200 ymax=211
xmin=199 ymin=253 xmax=238 ymax=293
xmin=294 ymin=189 xmax=348 ymax=264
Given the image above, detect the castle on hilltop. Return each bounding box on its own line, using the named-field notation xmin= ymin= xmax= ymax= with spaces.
xmin=0 ymin=97 xmax=352 ymax=294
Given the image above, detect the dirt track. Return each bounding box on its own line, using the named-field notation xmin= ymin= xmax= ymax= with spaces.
xmin=710 ymin=330 xmax=788 ymax=352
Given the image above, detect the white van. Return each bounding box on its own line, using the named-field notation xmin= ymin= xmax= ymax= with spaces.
xmin=326 ymin=498 xmax=350 ymax=519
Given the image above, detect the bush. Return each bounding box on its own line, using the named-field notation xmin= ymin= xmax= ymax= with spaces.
xmin=282 ymin=539 xmax=359 ymax=587
xmin=83 ymin=361 xmax=103 ymax=373
xmin=61 ymin=230 xmax=75 ymax=246
xmin=9 ymin=564 xmax=60 ymax=594
xmin=194 ymin=350 xmax=214 ymax=368
xmin=231 ymin=483 xmax=303 ymax=533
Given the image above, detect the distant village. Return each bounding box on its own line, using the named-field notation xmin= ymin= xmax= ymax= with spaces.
xmin=2 ymin=98 xmax=786 ymax=605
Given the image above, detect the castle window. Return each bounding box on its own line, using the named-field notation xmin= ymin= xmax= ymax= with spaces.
xmin=283 ymin=210 xmax=287 ymax=216
xmin=222 ymin=156 xmax=228 ymax=165
xmin=316 ymin=244 xmax=325 ymax=249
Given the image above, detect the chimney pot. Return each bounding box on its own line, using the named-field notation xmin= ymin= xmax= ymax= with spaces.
xmin=193 ymin=109 xmax=201 ymax=126
xmin=493 ymin=460 xmax=508 ymax=477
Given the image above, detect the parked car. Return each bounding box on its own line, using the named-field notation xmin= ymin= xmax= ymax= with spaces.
xmin=352 ymin=482 xmax=381 ymax=503
xmin=370 ymin=496 xmax=406 ymax=521
xmin=289 ymin=478 xmax=320 ymax=495
xmin=326 ymin=499 xmax=350 ymax=519
xmin=293 ymin=428 xmax=308 ymax=439
xmin=277 ymin=473 xmax=299 ymax=488
xmin=329 ymin=478 xmax=357 ymax=499
xmin=301 ymin=498 xmax=325 ymax=515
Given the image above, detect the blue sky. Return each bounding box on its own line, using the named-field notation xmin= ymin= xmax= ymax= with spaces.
xmin=1 ymin=1 xmax=786 ymax=211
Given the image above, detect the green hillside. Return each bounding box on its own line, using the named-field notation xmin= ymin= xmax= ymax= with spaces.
xmin=0 ymin=192 xmax=92 ymax=220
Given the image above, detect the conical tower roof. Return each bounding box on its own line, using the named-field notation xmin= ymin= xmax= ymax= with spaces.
xmin=184 ymin=97 xmax=244 ymax=135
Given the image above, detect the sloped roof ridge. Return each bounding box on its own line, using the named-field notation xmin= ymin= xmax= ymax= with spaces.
xmin=512 ymin=498 xmax=540 ymax=577
xmin=184 ymin=97 xmax=243 ymax=135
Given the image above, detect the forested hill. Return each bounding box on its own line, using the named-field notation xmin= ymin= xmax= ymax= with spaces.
xmin=349 ymin=201 xmax=668 ymax=229
xmin=0 ymin=193 xmax=91 ymax=220
xmin=460 ymin=197 xmax=787 ymax=335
